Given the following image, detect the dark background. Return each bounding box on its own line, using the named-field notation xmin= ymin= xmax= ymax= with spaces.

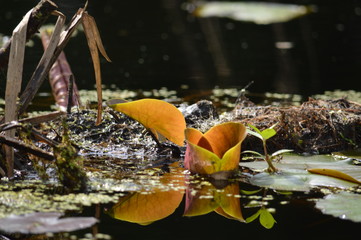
xmin=1 ymin=0 xmax=361 ymax=96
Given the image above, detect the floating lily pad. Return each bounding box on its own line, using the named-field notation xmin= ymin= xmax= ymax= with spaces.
xmin=316 ymin=192 xmax=361 ymax=223
xmin=249 ymin=169 xmax=356 ymax=192
xmin=241 ymin=154 xmax=361 ymax=191
xmin=195 ymin=1 xmax=312 ymax=24
xmin=0 ymin=212 xmax=97 ymax=234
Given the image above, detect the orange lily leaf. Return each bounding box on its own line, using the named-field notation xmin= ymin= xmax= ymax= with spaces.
xmin=107 ymin=99 xmax=186 ymax=146
xmin=184 ymin=122 xmax=247 ymax=175
xmin=203 ymin=122 xmax=247 ymax=158
xmin=184 ymin=128 xmax=220 ymax=174
xmin=308 ymin=168 xmax=361 ymax=184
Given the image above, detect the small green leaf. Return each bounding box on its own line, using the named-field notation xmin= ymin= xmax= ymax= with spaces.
xmin=242 ymin=150 xmax=264 ymax=158
xmin=271 ymin=149 xmax=293 ymax=157
xmin=246 ymin=210 xmax=261 ymax=223
xmin=260 ymin=128 xmax=277 ymax=140
xmin=259 ymin=207 xmax=276 ymax=229
xmin=248 ymin=124 xmax=262 ymax=134
xmin=240 ymin=189 xmax=262 ymax=195
xmin=247 ymin=128 xmax=263 ymax=140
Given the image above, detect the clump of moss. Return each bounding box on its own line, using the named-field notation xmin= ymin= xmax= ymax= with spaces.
xmin=53 ymin=120 xmax=87 ymax=191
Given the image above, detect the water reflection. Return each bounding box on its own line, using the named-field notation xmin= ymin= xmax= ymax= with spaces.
xmin=107 ymin=165 xmax=274 ymax=228
xmin=184 ymin=179 xmax=244 ymax=221
xmin=107 ymin=166 xmax=185 ymax=225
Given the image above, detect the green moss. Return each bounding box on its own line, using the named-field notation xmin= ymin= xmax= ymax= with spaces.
xmin=0 ymin=180 xmax=124 ymax=219
xmin=53 ymin=119 xmax=87 ymax=191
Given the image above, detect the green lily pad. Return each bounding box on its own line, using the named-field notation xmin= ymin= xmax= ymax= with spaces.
xmin=241 ymin=154 xmax=361 ymax=191
xmin=316 ymin=192 xmax=361 ymax=223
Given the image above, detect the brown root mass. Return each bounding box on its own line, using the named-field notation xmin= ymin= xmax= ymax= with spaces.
xmin=234 ymin=98 xmax=361 ymax=154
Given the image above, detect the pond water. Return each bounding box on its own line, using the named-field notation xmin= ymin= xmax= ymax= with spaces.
xmin=1 ymin=0 xmax=361 ymax=95
xmin=1 ymin=1 xmax=361 ymax=239
xmin=1 ymin=157 xmax=360 ymax=240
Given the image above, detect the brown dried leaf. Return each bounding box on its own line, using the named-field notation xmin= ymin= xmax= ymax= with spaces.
xmin=4 ymin=9 xmax=32 ymax=177
xmin=82 ymin=12 xmax=111 ymax=125
xmin=18 ymin=13 xmax=66 ymax=115
xmin=41 ymin=29 xmax=81 ymax=111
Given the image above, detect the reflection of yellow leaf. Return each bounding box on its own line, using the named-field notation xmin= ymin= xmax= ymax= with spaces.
xmin=308 ymin=168 xmax=361 ymax=184
xmin=110 ymin=190 xmax=184 ymax=225
xmin=215 ymin=184 xmax=244 ymax=221
xmin=183 ymin=184 xmax=219 ymax=216
xmin=184 ymin=182 xmax=244 ymax=222
xmin=82 ymin=12 xmax=111 ymax=125
xmin=109 ymin=168 xmax=185 ymax=225
xmin=107 ymin=99 xmax=186 ymax=146
xmin=184 ymin=122 xmax=247 ymax=175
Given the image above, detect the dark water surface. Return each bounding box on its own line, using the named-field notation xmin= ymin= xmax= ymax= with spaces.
xmin=81 ymin=182 xmax=360 ymax=240
xmin=1 ymin=0 xmax=361 ymax=95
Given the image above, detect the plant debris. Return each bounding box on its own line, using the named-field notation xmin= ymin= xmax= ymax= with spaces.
xmin=233 ymin=97 xmax=361 ymax=154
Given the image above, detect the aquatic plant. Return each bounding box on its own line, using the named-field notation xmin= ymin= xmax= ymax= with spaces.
xmin=246 ymin=207 xmax=276 ymax=229
xmin=245 ymin=124 xmax=292 ymax=173
xmin=184 ymin=122 xmax=247 ymax=179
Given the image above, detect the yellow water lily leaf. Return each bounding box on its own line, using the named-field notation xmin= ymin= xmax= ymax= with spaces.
xmin=184 ymin=129 xmax=221 ymax=175
xmin=203 ymin=122 xmax=247 ymax=158
xmin=107 ymin=99 xmax=186 ymax=146
xmin=308 ymin=168 xmax=361 ymax=184
xmin=184 ymin=122 xmax=247 ymax=175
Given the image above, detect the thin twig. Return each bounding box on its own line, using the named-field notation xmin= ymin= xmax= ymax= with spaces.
xmin=0 ymin=135 xmax=54 ymax=161
xmin=67 ymin=75 xmax=75 ymax=114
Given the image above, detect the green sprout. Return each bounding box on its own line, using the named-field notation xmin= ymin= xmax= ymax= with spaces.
xmin=246 ymin=206 xmax=277 ymax=229
xmin=244 ymin=124 xmax=292 ymax=173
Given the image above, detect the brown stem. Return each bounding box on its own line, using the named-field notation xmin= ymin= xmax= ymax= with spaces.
xmin=263 ymin=141 xmax=277 ymax=173
xmin=18 ymin=6 xmax=85 ymax=116
xmin=0 ymin=135 xmax=54 ymax=161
